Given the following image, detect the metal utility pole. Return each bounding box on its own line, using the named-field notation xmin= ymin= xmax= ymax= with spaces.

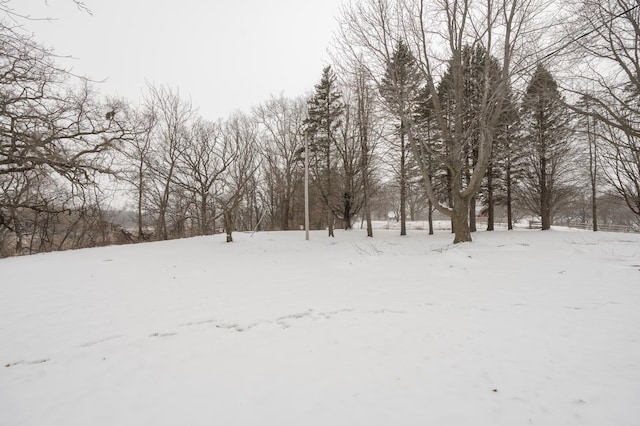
xmin=304 ymin=132 xmax=310 ymax=241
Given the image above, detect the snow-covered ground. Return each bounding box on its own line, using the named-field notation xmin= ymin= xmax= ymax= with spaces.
xmin=1 ymin=227 xmax=639 ymax=425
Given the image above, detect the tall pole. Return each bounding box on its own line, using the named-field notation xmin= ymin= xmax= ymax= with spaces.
xmin=304 ymin=133 xmax=310 ymax=241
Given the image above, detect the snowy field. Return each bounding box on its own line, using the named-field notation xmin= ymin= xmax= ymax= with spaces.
xmin=1 ymin=227 xmax=639 ymax=425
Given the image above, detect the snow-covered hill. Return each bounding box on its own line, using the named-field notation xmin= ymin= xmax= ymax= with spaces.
xmin=1 ymin=228 xmax=639 ymax=425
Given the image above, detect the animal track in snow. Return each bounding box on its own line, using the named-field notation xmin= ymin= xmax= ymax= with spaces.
xmin=157 ymin=308 xmax=405 ymax=337
xmin=5 ymin=358 xmax=49 ymax=368
xmin=178 ymin=319 xmax=217 ymax=327
xmin=367 ymin=309 xmax=407 ymax=315
xmin=351 ymin=241 xmax=383 ymax=256
xmin=205 ymin=310 xmax=340 ymax=331
xmin=79 ymin=335 xmax=123 ymax=347
xmin=205 ymin=309 xmax=356 ymax=332
xmin=149 ymin=332 xmax=177 ymax=338
xmin=215 ymin=323 xmax=252 ymax=332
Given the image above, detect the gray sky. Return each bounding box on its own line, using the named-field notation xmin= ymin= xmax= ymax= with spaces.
xmin=20 ymin=0 xmax=344 ymax=119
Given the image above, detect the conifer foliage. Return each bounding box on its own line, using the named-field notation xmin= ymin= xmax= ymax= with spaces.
xmin=380 ymin=41 xmax=423 ymax=236
xmin=305 ymin=66 xmax=345 ymax=237
xmin=518 ymin=65 xmax=574 ymax=230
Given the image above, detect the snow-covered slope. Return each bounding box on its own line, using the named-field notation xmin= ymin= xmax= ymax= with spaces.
xmin=1 ymin=229 xmax=639 ymax=425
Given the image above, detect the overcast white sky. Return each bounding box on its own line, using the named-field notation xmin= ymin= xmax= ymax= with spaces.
xmin=19 ymin=0 xmax=345 ymax=119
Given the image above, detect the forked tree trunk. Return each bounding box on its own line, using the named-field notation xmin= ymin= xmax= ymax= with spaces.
xmin=344 ymin=193 xmax=352 ymax=230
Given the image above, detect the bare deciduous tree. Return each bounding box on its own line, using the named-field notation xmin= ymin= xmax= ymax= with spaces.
xmin=565 ymin=0 xmax=640 ymax=220
xmin=253 ymin=95 xmax=306 ymax=231
xmin=0 ymin=24 xmax=129 ymax=255
xmin=216 ymin=113 xmax=260 ymax=242
xmin=353 ymin=66 xmax=377 ymax=237
xmin=174 ymin=119 xmax=234 ymax=236
xmin=599 ymin=125 xmax=640 ymax=219
xmin=143 ymin=85 xmax=194 ymax=240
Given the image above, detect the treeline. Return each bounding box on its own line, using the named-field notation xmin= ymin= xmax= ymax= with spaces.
xmin=1 ymin=0 xmax=639 ymax=256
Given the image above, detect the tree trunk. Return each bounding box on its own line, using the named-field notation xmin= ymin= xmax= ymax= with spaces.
xmin=156 ymin=203 xmax=167 ymax=240
xmin=400 ymin=124 xmax=407 ymax=236
xmin=281 ymin=198 xmax=290 ymax=231
xmin=200 ymin=192 xmax=208 ymax=236
xmin=362 ymin=151 xmax=373 ymax=237
xmin=506 ymin=162 xmax=513 ymax=230
xmin=469 ymin=196 xmax=477 ymax=232
xmin=428 ymin=199 xmax=434 ymax=235
xmin=223 ymin=208 xmax=233 ymax=242
xmin=452 ymin=195 xmax=471 ymax=243
xmin=541 ymin=154 xmax=551 ymax=230
xmin=344 ymin=193 xmax=352 ymax=230
xmin=591 ymin=183 xmax=598 ymax=232
xmin=327 ymin=204 xmax=334 ymax=237
xmin=327 ymin=142 xmax=334 ymax=238
xmin=355 ymin=68 xmax=373 ymax=238
xmin=9 ymin=207 xmax=22 ymax=254
xmin=156 ymin=170 xmax=173 ymax=241
xmin=137 ymin=161 xmax=145 ymax=241
xmin=588 ymin=116 xmax=598 ymax=232
xmin=282 ymin=175 xmax=291 ymax=230
xmin=487 ymin=164 xmax=494 ymax=231
xmin=448 ymin=170 xmax=454 ymax=234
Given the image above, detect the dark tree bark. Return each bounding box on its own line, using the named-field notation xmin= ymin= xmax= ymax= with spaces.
xmin=487 ymin=163 xmax=495 ymax=231
xmin=506 ymin=153 xmax=514 ymax=230
xmin=344 ymin=192 xmax=352 ymax=230
xmin=400 ymin=123 xmax=407 ymax=236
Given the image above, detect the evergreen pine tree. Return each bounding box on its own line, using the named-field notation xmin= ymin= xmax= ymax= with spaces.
xmin=493 ymin=89 xmax=522 ymax=230
xmin=519 ymin=64 xmax=573 ymax=230
xmin=380 ymin=41 xmax=422 ymax=236
xmin=414 ymin=88 xmax=445 ymax=235
xmin=305 ymin=66 xmax=345 ymax=237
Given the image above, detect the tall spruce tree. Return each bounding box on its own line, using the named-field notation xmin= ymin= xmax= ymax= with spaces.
xmin=305 ymin=66 xmax=344 ymax=237
xmin=493 ymin=89 xmax=521 ymax=230
xmin=414 ymin=88 xmax=444 ymax=235
xmin=380 ymin=41 xmax=422 ymax=236
xmin=519 ymin=65 xmax=573 ymax=230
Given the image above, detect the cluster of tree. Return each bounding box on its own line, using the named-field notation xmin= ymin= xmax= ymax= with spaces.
xmin=120 ymin=86 xmax=263 ymax=244
xmin=122 ymin=71 xmax=382 ymax=242
xmin=0 ymin=20 xmax=130 ymax=256
xmin=331 ymin=0 xmax=640 ymax=242
xmin=2 ymin=0 xmax=639 ymax=257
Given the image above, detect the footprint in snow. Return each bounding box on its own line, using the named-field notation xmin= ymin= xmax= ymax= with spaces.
xmin=5 ymin=359 xmax=49 ymax=368
xmin=80 ymin=335 xmax=123 ymax=347
xmin=149 ymin=332 xmax=177 ymax=338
